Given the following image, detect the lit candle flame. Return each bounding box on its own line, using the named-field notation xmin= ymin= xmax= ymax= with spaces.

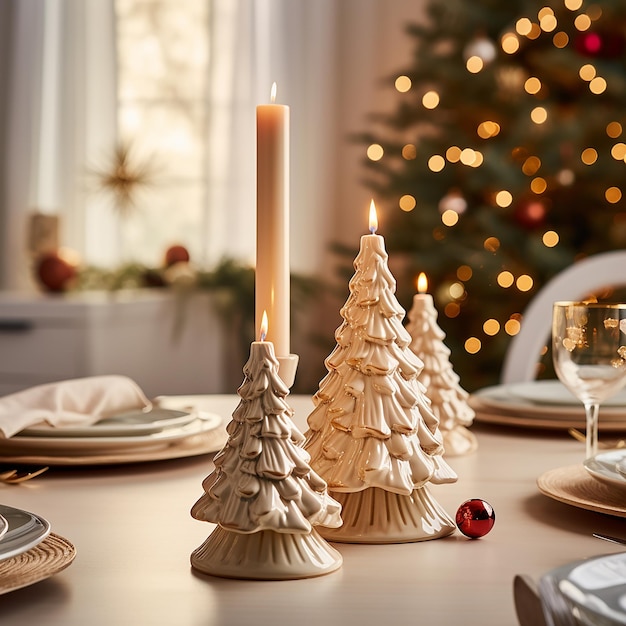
xmin=369 ymin=199 xmax=378 ymax=234
xmin=260 ymin=310 xmax=268 ymax=342
xmin=417 ymin=272 xmax=428 ymax=294
xmin=270 ymin=82 xmax=277 ymax=104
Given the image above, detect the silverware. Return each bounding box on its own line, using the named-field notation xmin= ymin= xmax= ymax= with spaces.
xmin=0 ymin=467 xmax=49 ymax=484
xmin=593 ymin=532 xmax=626 ymax=545
xmin=568 ymin=428 xmax=625 ymax=449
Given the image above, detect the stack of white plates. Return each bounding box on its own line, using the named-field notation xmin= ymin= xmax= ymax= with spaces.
xmin=470 ymin=380 xmax=626 ymax=431
xmin=0 ymin=504 xmax=51 ymax=563
xmin=0 ymin=504 xmax=76 ymax=594
xmin=0 ymin=401 xmax=227 ymax=466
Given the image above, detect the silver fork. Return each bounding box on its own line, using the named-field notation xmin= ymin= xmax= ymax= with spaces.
xmin=0 ymin=467 xmax=49 ymax=484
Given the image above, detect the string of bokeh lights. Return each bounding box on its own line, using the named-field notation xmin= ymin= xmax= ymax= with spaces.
xmin=365 ymin=0 xmax=624 ymax=356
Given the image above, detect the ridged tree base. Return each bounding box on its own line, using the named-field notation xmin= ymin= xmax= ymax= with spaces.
xmin=443 ymin=425 xmax=478 ymax=457
xmin=318 ymin=487 xmax=456 ymax=544
xmin=191 ymin=527 xmax=342 ymax=580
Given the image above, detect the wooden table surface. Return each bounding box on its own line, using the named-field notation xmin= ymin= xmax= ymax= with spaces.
xmin=0 ymin=394 xmax=624 ymax=626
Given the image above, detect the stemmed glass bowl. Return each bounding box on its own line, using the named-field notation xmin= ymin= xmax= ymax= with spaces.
xmin=552 ymin=301 xmax=626 ymax=459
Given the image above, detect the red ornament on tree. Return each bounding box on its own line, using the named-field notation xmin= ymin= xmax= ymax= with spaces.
xmin=164 ymin=244 xmax=190 ymax=267
xmin=575 ymin=30 xmax=625 ymax=58
xmin=455 ymin=499 xmax=495 ymax=538
xmin=514 ymin=197 xmax=546 ymax=230
xmin=35 ymin=252 xmax=78 ymax=292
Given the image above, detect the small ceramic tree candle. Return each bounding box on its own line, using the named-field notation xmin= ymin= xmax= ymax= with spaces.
xmin=190 ymin=313 xmax=343 ymax=579
xmin=304 ymin=202 xmax=457 ymax=544
xmin=406 ymin=273 xmax=477 ymax=456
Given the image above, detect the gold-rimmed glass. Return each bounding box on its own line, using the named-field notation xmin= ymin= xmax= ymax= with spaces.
xmin=552 ymin=301 xmax=626 ymax=459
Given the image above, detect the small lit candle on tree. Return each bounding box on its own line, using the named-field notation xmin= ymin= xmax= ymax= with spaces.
xmin=406 ymin=272 xmax=478 ymax=456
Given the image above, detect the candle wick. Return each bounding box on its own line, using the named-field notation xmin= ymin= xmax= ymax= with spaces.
xmin=369 ymin=226 xmax=377 ymax=235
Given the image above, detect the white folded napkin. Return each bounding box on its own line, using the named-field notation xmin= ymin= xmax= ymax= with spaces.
xmin=0 ymin=375 xmax=151 ymax=438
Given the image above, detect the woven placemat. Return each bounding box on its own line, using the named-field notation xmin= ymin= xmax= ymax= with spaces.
xmin=0 ymin=533 xmax=76 ymax=595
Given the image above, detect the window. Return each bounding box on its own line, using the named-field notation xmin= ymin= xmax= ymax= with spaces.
xmin=113 ymin=0 xmax=210 ymax=265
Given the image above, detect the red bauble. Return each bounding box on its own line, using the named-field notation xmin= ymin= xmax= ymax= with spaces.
xmin=36 ymin=252 xmax=77 ymax=292
xmin=575 ymin=30 xmax=625 ymax=58
xmin=456 ymin=499 xmax=495 ymax=539
xmin=514 ymin=198 xmax=546 ymax=230
xmin=164 ymin=245 xmax=190 ymax=267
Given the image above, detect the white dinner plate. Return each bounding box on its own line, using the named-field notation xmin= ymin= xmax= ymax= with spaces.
xmin=472 ymin=382 xmax=626 ymax=418
xmin=0 ymin=413 xmax=223 ymax=455
xmin=584 ymin=449 xmax=626 ymax=492
xmin=507 ymin=380 xmax=626 ymax=406
xmin=19 ymin=408 xmax=195 ymax=438
xmin=540 ymin=553 xmax=626 ymax=626
xmin=0 ymin=514 xmax=7 ymax=542
xmin=0 ymin=504 xmax=51 ymax=562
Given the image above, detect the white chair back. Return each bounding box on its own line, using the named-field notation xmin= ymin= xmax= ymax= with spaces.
xmin=500 ymin=250 xmax=626 ymax=384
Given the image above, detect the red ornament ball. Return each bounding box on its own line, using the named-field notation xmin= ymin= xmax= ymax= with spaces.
xmin=164 ymin=245 xmax=190 ymax=267
xmin=35 ymin=252 xmax=77 ymax=292
xmin=456 ymin=499 xmax=495 ymax=539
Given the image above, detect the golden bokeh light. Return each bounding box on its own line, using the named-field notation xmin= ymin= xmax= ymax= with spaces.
xmin=495 ymin=190 xmax=513 ymax=207
xmin=611 ymin=143 xmax=626 ymax=160
xmin=445 ymin=302 xmax=461 ymax=318
xmin=553 ymin=31 xmax=569 ymax=48
xmin=522 ymin=156 xmax=541 ymax=175
xmin=527 ymin=23 xmax=542 ymax=39
xmin=457 ymin=265 xmax=473 ymax=281
xmin=422 ymin=90 xmax=440 ymax=109
xmin=484 ymin=236 xmax=500 ymax=252
xmin=531 ymin=107 xmax=548 ymax=124
xmin=483 ymin=319 xmax=501 ymax=336
xmin=501 ymin=33 xmax=520 ymax=54
xmin=428 ymin=155 xmax=446 ymax=172
xmin=449 ymin=282 xmax=465 ymax=299
xmin=460 ymin=148 xmax=476 ymax=165
xmin=574 ymin=14 xmax=592 ymax=30
xmin=399 ymin=194 xmax=417 ymax=212
xmin=497 ymin=271 xmax=514 ymax=288
xmin=465 ymin=337 xmax=482 ymax=354
xmin=542 ymin=230 xmax=559 ymax=247
xmin=516 ymin=274 xmax=534 ymax=292
xmin=530 ymin=177 xmax=547 ymax=193
xmin=606 ymin=187 xmax=622 ymax=203
xmin=524 ymin=77 xmax=542 ymax=94
xmin=466 ymin=56 xmax=484 ymax=73
xmin=446 ymin=146 xmax=462 ymax=162
xmin=505 ymin=319 xmax=521 ymax=336
xmin=537 ymin=7 xmax=554 ymax=19
xmin=581 ymin=148 xmax=598 ymax=165
xmin=579 ymin=64 xmax=596 ymax=81
xmin=402 ymin=144 xmax=417 ymax=160
xmin=540 ymin=14 xmax=557 ymax=32
xmin=442 ymin=209 xmax=460 ymax=226
xmin=589 ymin=76 xmax=607 ymax=94
xmin=564 ymin=0 xmax=583 ymax=9
xmin=395 ymin=75 xmax=412 ymax=93
xmin=367 ymin=144 xmax=384 ymax=161
xmin=607 ymin=122 xmax=623 ymax=138
xmin=516 ymin=18 xmax=532 ymax=36
xmin=477 ymin=121 xmax=501 ymax=139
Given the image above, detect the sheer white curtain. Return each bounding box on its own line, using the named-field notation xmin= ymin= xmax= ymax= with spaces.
xmin=2 ymin=0 xmax=117 ymax=290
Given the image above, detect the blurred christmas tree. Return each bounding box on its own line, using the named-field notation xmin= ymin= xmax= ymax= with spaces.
xmin=357 ymin=0 xmax=626 ymax=390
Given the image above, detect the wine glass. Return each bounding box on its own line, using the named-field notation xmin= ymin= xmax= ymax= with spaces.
xmin=552 ymin=301 xmax=626 ymax=460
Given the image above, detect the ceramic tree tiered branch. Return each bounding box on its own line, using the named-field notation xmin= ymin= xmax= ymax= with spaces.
xmin=304 ymin=203 xmax=457 ymax=543
xmin=190 ymin=330 xmax=343 ymax=579
xmin=406 ymin=274 xmax=477 ymax=456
